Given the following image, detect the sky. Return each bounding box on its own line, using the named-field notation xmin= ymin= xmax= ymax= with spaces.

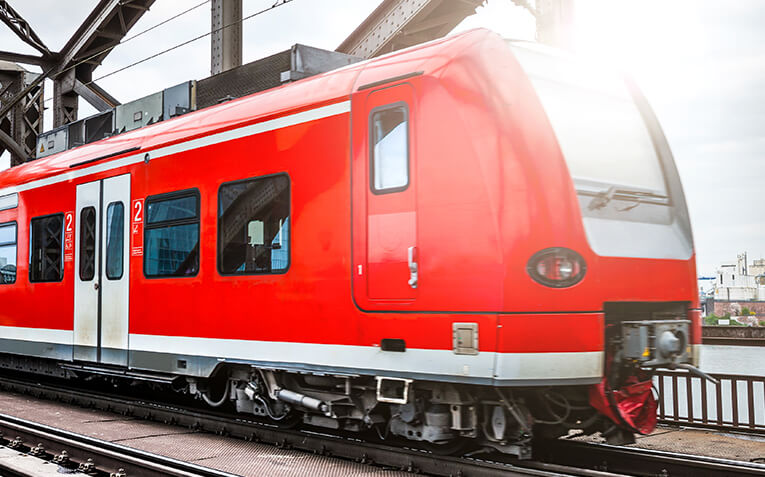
xmin=0 ymin=0 xmax=762 ymax=276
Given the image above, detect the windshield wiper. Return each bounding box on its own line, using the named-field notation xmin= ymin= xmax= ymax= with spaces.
xmin=587 ymin=186 xmax=615 ymax=210
xmin=586 ymin=186 xmax=668 ymax=211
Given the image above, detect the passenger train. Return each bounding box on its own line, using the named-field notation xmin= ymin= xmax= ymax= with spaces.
xmin=0 ymin=29 xmax=702 ymax=455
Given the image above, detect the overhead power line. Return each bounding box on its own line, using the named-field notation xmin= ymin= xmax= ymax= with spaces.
xmin=71 ymin=0 xmax=212 ymax=65
xmin=38 ymin=0 xmax=211 ymax=106
xmin=91 ymin=0 xmax=295 ymax=85
xmin=41 ymin=0 xmax=294 ymax=105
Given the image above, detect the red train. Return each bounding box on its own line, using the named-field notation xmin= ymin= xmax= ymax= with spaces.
xmin=0 ymin=29 xmax=702 ymax=455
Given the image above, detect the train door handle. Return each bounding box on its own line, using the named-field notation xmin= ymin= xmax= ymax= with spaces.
xmin=94 ymin=282 xmax=99 ymax=291
xmin=407 ymin=246 xmax=418 ymax=289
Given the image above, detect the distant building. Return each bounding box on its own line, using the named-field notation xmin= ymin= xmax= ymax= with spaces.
xmin=715 ymin=253 xmax=765 ymax=301
xmin=712 ymin=252 xmax=765 ymax=324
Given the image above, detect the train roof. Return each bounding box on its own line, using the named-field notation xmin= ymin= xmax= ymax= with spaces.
xmin=0 ymin=28 xmax=496 ymax=193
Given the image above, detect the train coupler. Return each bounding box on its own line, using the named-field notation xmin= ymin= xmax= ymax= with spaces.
xmin=621 ymin=319 xmax=691 ymax=367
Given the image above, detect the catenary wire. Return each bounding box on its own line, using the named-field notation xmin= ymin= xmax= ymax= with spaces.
xmin=71 ymin=0 xmax=212 ymax=66
xmin=87 ymin=0 xmax=294 ymax=88
xmin=39 ymin=0 xmax=211 ymax=106
xmin=42 ymin=0 xmax=294 ymax=104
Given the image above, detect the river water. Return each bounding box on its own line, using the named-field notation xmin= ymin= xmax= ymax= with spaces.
xmin=699 ymin=345 xmax=765 ymax=377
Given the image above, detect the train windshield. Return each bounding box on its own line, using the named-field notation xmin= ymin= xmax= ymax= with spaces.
xmin=509 ymin=42 xmax=668 ymax=199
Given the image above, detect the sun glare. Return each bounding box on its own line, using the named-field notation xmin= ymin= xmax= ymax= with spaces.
xmin=573 ymin=1 xmax=703 ymax=72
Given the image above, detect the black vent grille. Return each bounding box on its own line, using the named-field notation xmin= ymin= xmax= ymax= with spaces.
xmin=197 ymin=50 xmax=291 ymax=109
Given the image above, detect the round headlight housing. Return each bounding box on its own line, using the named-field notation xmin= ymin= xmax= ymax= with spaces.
xmin=527 ymin=247 xmax=586 ymax=288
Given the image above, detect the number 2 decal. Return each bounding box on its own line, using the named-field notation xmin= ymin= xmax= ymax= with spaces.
xmin=133 ymin=200 xmax=143 ymax=223
xmin=64 ymin=211 xmax=74 ymax=262
xmin=131 ymin=199 xmax=144 ymax=257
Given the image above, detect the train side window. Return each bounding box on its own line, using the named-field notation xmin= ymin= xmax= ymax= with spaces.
xmin=0 ymin=222 xmax=17 ymax=284
xmin=30 ymin=214 xmax=64 ymax=282
xmin=79 ymin=207 xmax=96 ymax=281
xmin=144 ymin=190 xmax=200 ymax=278
xmin=218 ymin=173 xmax=290 ymax=275
xmin=105 ymin=202 xmax=124 ymax=280
xmin=370 ymin=104 xmax=409 ymax=193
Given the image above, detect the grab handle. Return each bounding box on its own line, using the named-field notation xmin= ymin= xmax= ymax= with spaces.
xmin=407 ymin=246 xmax=418 ymax=289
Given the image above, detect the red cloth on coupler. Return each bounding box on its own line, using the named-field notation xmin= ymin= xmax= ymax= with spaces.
xmin=589 ymin=375 xmax=657 ymax=435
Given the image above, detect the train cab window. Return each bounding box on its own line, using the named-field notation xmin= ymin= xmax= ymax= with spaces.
xmin=218 ymin=174 xmax=290 ymax=275
xmin=144 ymin=190 xmax=199 ymax=278
xmin=370 ymin=104 xmax=409 ymax=193
xmin=0 ymin=222 xmax=17 ymax=284
xmin=79 ymin=207 xmax=96 ymax=281
xmin=30 ymin=214 xmax=64 ymax=282
xmin=105 ymin=202 xmax=124 ymax=280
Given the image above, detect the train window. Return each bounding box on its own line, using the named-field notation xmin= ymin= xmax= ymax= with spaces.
xmin=218 ymin=173 xmax=290 ymax=275
xmin=30 ymin=214 xmax=64 ymax=282
xmin=79 ymin=207 xmax=96 ymax=281
xmin=509 ymin=43 xmax=668 ymax=196
xmin=0 ymin=222 xmax=17 ymax=284
xmin=370 ymin=104 xmax=409 ymax=193
xmin=144 ymin=190 xmax=199 ymax=278
xmin=105 ymin=202 xmax=124 ymax=280
xmin=146 ymin=195 xmax=197 ymax=224
xmin=0 ymin=193 xmax=18 ymax=211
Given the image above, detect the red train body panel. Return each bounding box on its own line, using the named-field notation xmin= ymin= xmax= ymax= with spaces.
xmin=0 ymin=29 xmax=700 ymax=452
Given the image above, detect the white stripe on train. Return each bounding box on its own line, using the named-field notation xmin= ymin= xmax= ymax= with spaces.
xmin=129 ymin=333 xmax=603 ymax=382
xmin=0 ymin=325 xmax=72 ymax=345
xmin=0 ymin=325 xmax=602 ymax=381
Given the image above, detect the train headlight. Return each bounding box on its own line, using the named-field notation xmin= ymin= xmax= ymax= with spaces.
xmin=527 ymin=247 xmax=586 ymax=288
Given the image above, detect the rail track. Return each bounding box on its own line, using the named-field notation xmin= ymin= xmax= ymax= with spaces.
xmin=0 ymin=412 xmax=239 ymax=477
xmin=0 ymin=374 xmax=762 ymax=477
xmin=533 ymin=438 xmax=765 ymax=476
xmin=701 ymin=336 xmax=765 ymax=346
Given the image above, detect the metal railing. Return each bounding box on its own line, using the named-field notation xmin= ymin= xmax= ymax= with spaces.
xmin=654 ymin=371 xmax=765 ymax=434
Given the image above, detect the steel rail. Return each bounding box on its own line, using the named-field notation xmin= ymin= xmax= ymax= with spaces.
xmin=534 ymin=439 xmax=765 ymax=476
xmin=1 ymin=374 xmax=763 ymax=476
xmin=0 ymin=412 xmax=239 ymax=477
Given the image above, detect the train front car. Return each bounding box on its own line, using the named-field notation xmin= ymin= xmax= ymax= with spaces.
xmin=0 ymin=29 xmax=706 ymax=460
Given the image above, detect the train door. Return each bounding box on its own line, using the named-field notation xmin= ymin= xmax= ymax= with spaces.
xmin=352 ymin=83 xmax=418 ymax=309
xmin=74 ymin=174 xmax=130 ymax=365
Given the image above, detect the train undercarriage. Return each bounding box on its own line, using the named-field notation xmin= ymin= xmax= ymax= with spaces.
xmin=189 ymin=365 xmax=611 ymax=459
xmin=174 ymin=303 xmax=711 ymax=458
